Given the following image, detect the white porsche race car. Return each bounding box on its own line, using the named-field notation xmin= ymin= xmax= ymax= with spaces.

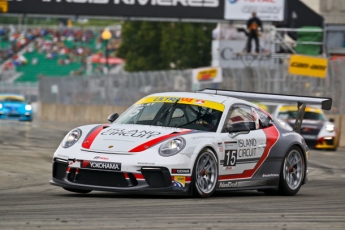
xmin=51 ymin=89 xmax=332 ymax=198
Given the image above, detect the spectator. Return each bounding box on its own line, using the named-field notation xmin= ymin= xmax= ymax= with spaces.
xmin=246 ymin=11 xmax=262 ymax=53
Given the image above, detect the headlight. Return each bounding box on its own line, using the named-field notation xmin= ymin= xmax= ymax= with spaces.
xmin=25 ymin=105 xmax=32 ymax=111
xmin=325 ymin=124 xmax=335 ymax=132
xmin=159 ymin=137 xmax=186 ymax=157
xmin=0 ymin=104 xmax=2 ymax=109
xmin=62 ymin=129 xmax=82 ymax=148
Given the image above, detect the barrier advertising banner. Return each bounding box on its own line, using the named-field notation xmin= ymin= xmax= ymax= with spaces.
xmin=224 ymin=0 xmax=285 ymax=21
xmin=288 ymin=55 xmax=328 ymax=78
xmin=6 ymin=0 xmax=224 ymax=20
xmin=192 ymin=66 xmax=223 ymax=84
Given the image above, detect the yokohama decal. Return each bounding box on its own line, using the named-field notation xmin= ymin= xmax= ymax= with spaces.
xmin=218 ymin=125 xmax=279 ymax=181
xmin=82 ymin=125 xmax=108 ymax=149
xmin=129 ymin=130 xmax=192 ymax=152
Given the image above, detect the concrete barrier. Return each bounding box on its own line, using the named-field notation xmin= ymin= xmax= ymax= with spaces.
xmin=40 ymin=103 xmax=128 ymax=123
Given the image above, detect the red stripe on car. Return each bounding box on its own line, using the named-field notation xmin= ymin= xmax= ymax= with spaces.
xmin=218 ymin=125 xmax=279 ymax=181
xmin=133 ymin=174 xmax=144 ymax=179
xmin=81 ymin=125 xmax=106 ymax=149
xmin=129 ymin=130 xmax=192 ymax=152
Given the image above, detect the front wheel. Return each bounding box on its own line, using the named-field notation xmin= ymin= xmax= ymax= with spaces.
xmin=63 ymin=187 xmax=92 ymax=194
xmin=279 ymin=146 xmax=305 ymax=196
xmin=192 ymin=148 xmax=218 ymax=198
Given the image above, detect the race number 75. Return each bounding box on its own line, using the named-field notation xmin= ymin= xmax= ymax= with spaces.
xmin=224 ymin=150 xmax=237 ymax=166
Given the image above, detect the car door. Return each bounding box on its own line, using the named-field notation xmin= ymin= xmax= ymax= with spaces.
xmin=219 ymin=104 xmax=267 ymax=181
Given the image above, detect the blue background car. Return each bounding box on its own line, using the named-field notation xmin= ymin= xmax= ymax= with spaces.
xmin=0 ymin=94 xmax=33 ymax=121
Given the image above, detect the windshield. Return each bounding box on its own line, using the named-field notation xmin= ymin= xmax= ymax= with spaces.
xmin=0 ymin=96 xmax=25 ymax=103
xmin=278 ymin=111 xmax=325 ymax=121
xmin=115 ymin=97 xmax=224 ymax=132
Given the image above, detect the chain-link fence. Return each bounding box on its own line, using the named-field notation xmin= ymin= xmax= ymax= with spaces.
xmin=38 ymin=59 xmax=345 ymax=114
xmin=0 ymin=82 xmax=38 ymax=102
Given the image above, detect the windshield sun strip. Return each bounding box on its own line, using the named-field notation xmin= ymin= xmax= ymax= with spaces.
xmin=135 ymin=96 xmax=224 ymax=112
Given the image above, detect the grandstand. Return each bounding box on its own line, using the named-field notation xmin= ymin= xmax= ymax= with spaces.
xmin=0 ymin=26 xmax=123 ymax=82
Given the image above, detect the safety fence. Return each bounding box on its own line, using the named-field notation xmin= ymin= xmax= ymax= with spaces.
xmin=38 ymin=59 xmax=345 ymax=115
xmin=0 ymin=82 xmax=38 ymax=102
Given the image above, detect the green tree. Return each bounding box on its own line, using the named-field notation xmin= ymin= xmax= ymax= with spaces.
xmin=117 ymin=21 xmax=215 ymax=71
xmin=161 ymin=22 xmax=214 ymax=69
xmin=117 ymin=21 xmax=168 ymax=71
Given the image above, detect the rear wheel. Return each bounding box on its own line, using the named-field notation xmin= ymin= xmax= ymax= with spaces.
xmin=279 ymin=146 xmax=305 ymax=196
xmin=63 ymin=188 xmax=92 ymax=194
xmin=192 ymin=148 xmax=218 ymax=198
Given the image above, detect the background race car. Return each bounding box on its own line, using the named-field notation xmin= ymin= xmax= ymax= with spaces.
xmin=0 ymin=94 xmax=33 ymax=121
xmin=274 ymin=105 xmax=339 ymax=151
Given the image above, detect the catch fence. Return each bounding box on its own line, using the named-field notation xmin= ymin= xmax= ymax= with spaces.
xmin=38 ymin=58 xmax=345 ymax=114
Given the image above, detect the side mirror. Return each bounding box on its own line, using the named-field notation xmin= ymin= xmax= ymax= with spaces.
xmin=329 ymin=118 xmax=335 ymax=123
xmin=108 ymin=113 xmax=119 ymax=123
xmin=228 ymin=123 xmax=250 ymax=138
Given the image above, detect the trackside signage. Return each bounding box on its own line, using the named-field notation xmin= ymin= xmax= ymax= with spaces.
xmin=192 ymin=66 xmax=223 ymax=84
xmin=288 ymin=55 xmax=328 ymax=78
xmin=7 ymin=0 xmax=224 ymax=20
xmin=224 ymin=0 xmax=285 ymax=21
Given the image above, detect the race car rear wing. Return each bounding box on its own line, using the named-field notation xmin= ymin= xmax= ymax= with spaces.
xmin=197 ymin=88 xmax=333 ymax=133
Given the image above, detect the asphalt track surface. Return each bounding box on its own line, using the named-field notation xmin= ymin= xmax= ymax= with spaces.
xmin=0 ymin=120 xmax=344 ymax=230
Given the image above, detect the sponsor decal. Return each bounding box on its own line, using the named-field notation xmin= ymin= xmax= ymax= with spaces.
xmin=238 ymin=139 xmax=257 ymax=158
xmin=281 ymin=132 xmax=299 ymax=137
xmin=224 ymin=141 xmax=237 ymax=149
xmin=194 ymin=100 xmax=206 ymax=104
xmin=41 ymin=0 xmax=219 ymax=7
xmin=226 ymin=166 xmax=234 ymax=170
xmin=94 ymin=156 xmax=109 ymax=160
xmin=191 ymin=136 xmax=215 ymax=140
xmin=219 ymin=181 xmax=238 ymax=188
xmin=101 ymin=128 xmax=161 ymax=139
xmin=83 ymin=161 xmax=121 ymax=171
xmin=218 ymin=142 xmax=223 ymax=152
xmin=108 ymin=145 xmax=114 ymax=148
xmin=172 ymin=176 xmax=186 ymax=190
xmin=171 ymin=169 xmax=191 ymax=174
xmin=137 ymin=162 xmax=155 ymax=165
xmin=302 ymin=135 xmax=317 ymax=140
xmin=180 ymin=98 xmax=194 ymax=103
xmin=288 ymin=55 xmax=328 ymax=78
xmin=262 ymin=174 xmax=279 ymax=178
xmin=153 ymin=97 xmax=180 ymax=103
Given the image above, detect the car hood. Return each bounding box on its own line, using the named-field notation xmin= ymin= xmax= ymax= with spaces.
xmin=1 ymin=101 xmax=26 ymax=109
xmin=81 ymin=124 xmax=194 ymax=153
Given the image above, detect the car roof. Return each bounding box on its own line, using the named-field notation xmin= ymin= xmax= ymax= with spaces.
xmin=147 ymin=92 xmax=244 ymax=104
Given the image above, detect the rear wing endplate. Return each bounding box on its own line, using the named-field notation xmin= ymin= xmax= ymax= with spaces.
xmin=198 ymin=89 xmax=332 ymax=110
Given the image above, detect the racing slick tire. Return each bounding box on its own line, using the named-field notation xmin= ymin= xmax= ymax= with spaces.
xmin=63 ymin=188 xmax=92 ymax=194
xmin=278 ymin=146 xmax=306 ymax=196
xmin=192 ymin=148 xmax=218 ymax=198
